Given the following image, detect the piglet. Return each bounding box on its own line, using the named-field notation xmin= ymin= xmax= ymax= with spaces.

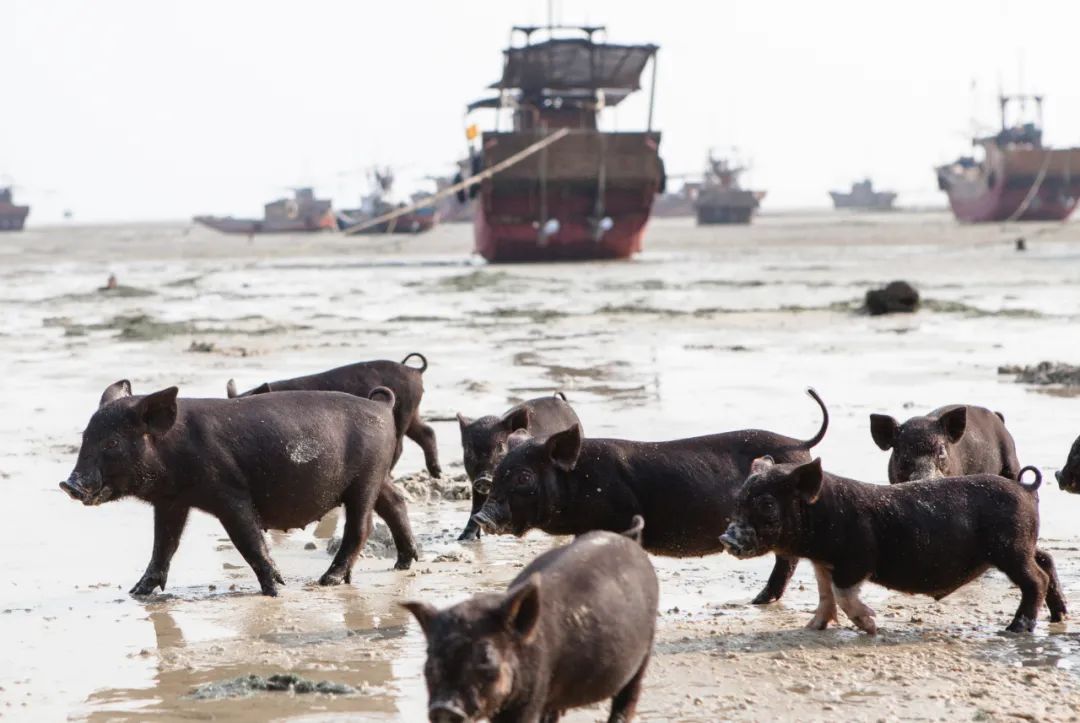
xmin=227 ymin=352 xmax=441 ymax=477
xmin=456 ymin=392 xmax=580 ymax=540
xmin=61 ymin=381 xmax=406 ymax=595
xmin=870 ymin=404 xmax=1019 ymax=483
xmin=720 ymin=458 xmax=1067 ymax=633
xmin=1056 ymin=434 xmax=1080 ymax=493
xmin=402 ymin=516 xmax=657 ymax=723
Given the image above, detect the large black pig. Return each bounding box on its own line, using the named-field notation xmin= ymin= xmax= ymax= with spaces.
xmin=61 ymin=380 xmax=411 ymax=595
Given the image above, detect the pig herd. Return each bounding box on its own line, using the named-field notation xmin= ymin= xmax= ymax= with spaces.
xmin=60 ymin=354 xmax=1080 ymax=722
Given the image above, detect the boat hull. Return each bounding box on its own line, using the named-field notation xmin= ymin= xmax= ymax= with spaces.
xmin=473 ymin=130 xmax=662 ymax=263
xmin=337 ymin=207 xmax=436 ymax=234
xmin=696 ymin=190 xmax=765 ymax=225
xmin=0 ymin=206 xmax=30 ymax=231
xmin=194 ymin=214 xmax=336 ymax=234
xmin=937 ymin=145 xmax=1080 ymax=223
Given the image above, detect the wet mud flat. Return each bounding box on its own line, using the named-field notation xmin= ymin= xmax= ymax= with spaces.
xmin=2 ymin=212 xmax=1080 ymax=720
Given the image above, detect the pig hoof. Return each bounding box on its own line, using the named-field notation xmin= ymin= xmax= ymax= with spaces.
xmin=130 ymin=574 xmax=165 ymax=596
xmin=272 ymin=570 xmax=285 ymax=585
xmin=429 ymin=465 xmax=442 ymax=479
xmin=751 ymin=589 xmax=779 ymax=605
xmin=394 ymin=556 xmax=414 ymax=571
xmin=853 ymin=616 xmax=878 ymax=635
xmin=260 ymin=584 xmax=279 ymax=597
xmin=318 ymin=571 xmax=345 ymax=586
xmin=1050 ymin=611 xmax=1068 ymax=623
xmin=1005 ymin=617 xmax=1036 ymax=633
xmin=457 ymin=528 xmax=481 ymax=542
xmin=805 ymin=614 xmax=834 ymax=631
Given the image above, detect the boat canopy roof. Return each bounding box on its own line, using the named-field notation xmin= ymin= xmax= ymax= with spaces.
xmin=489 ymin=38 xmax=657 ymax=103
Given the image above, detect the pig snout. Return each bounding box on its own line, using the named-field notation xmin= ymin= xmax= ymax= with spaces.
xmin=719 ymin=522 xmax=758 ymax=559
xmin=59 ymin=471 xmax=111 ymax=506
xmin=1058 ymin=468 xmax=1079 ymax=493
xmin=472 ymin=499 xmax=510 ymax=535
xmin=472 ymin=475 xmax=494 ymax=496
xmin=428 ymin=701 xmax=468 ymax=723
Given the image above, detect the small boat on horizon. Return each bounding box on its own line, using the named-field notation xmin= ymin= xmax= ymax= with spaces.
xmin=936 ymin=94 xmax=1080 ymax=223
xmin=336 ymin=168 xmax=437 ymax=234
xmin=0 ymin=186 xmax=30 ymax=231
xmin=194 ymin=187 xmax=335 ymax=235
xmin=695 ymin=153 xmax=766 ymax=225
xmin=829 ymin=179 xmax=896 ymax=211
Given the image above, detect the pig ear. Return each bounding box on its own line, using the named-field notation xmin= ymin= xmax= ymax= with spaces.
xmin=940 ymin=407 xmax=967 ymax=444
xmin=500 ymin=407 xmax=530 ymax=433
xmin=545 ymin=424 xmax=582 ymax=471
xmin=251 ymin=382 xmax=272 ymax=395
xmin=226 ymin=379 xmax=238 ymax=398
xmin=135 ymin=387 xmax=179 ymax=436
xmin=400 ymin=601 xmax=438 ymax=638
xmin=507 ymin=429 xmax=532 ymax=451
xmin=869 ymin=414 xmax=898 ymax=451
xmin=99 ymin=379 xmax=132 ymax=407
xmin=457 ymin=412 xmax=472 ymax=432
xmin=750 ymin=455 xmax=775 ymax=475
xmin=502 ymin=574 xmax=541 ymax=642
xmin=789 ymin=458 xmax=824 ymax=503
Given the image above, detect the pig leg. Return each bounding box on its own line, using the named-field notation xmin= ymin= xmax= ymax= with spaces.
xmin=833 ymin=583 xmax=877 ymax=635
xmin=607 ymin=652 xmax=649 ymax=723
xmin=457 ymin=490 xmax=486 ymax=541
xmin=752 ymin=555 xmax=799 ymax=604
xmin=805 ymin=563 xmax=838 ymax=630
xmin=405 ymin=417 xmax=442 ymax=478
xmin=1001 ymin=555 xmax=1048 ymax=632
xmin=217 ymin=506 xmax=285 ymax=596
xmin=320 ymin=486 xmax=374 ymax=586
xmin=374 ymin=479 xmax=420 ymax=570
xmin=131 ymin=503 xmax=190 ymax=595
xmin=1035 ymin=548 xmax=1068 ymax=622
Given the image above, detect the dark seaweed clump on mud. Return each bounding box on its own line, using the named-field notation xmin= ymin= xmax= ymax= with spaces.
xmin=998 ymin=362 xmax=1080 ymax=387
xmin=864 ymin=281 xmax=919 ymax=316
xmin=189 ymin=673 xmax=356 ymax=700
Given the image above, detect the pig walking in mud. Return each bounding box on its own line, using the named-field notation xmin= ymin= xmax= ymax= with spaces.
xmin=473 ymin=388 xmax=829 ymax=605
xmin=720 ymin=458 xmax=1068 ymax=633
xmin=456 ymin=392 xmax=580 ymax=540
xmin=869 ymin=404 xmax=1019 ymax=482
xmin=61 ymin=380 xmax=410 ymax=596
xmin=403 ymin=516 xmax=657 ymax=723
xmin=227 ymin=352 xmax=441 ymax=477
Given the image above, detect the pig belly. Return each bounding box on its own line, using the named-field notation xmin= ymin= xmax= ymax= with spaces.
xmin=871 ymin=560 xmax=992 ymax=598
xmin=246 ymin=459 xmax=355 ymax=530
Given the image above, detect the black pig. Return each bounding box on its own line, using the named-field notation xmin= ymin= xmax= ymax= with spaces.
xmin=870 ymin=404 xmax=1019 ymax=483
xmin=720 ymin=458 xmax=1067 ymax=633
xmin=473 ymin=389 xmax=830 ymax=605
xmin=456 ymin=392 xmax=580 ymax=541
xmin=61 ymin=381 xmax=411 ymax=595
xmin=402 ymin=516 xmax=657 ymax=723
xmin=1057 ymin=434 xmax=1080 ymax=493
xmin=227 ymin=352 xmax=440 ymax=477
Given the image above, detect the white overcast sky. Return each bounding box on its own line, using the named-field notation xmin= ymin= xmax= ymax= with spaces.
xmin=5 ymin=0 xmax=1080 ymax=223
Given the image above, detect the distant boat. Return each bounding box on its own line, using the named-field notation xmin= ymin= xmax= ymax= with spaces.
xmin=829 ymin=179 xmax=896 ymax=211
xmin=336 ymin=168 xmax=437 ymax=234
xmin=695 ymin=154 xmax=766 ymax=225
xmin=194 ymin=187 xmax=335 ymax=234
xmin=464 ymin=23 xmax=664 ymax=262
xmin=652 ymin=182 xmax=699 ymax=218
xmin=936 ymin=94 xmax=1080 ymax=223
xmin=0 ymin=187 xmax=30 ymax=231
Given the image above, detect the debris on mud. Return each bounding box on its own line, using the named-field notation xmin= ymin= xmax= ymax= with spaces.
xmin=189 ymin=673 xmax=356 ymax=700
xmin=394 ymin=471 xmax=471 ymax=504
xmin=998 ymin=361 xmax=1080 ymax=387
xmin=864 ymin=281 xmax=919 ymax=315
xmin=325 ymin=521 xmax=403 ymax=559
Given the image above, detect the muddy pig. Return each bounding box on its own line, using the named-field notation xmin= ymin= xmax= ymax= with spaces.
xmin=456 ymin=392 xmax=580 ymax=541
xmin=227 ymin=352 xmax=440 ymax=477
xmin=1057 ymin=433 xmax=1080 ymax=493
xmin=402 ymin=516 xmax=657 ymax=723
xmin=870 ymin=404 xmax=1019 ymax=483
xmin=61 ymin=380 xmax=415 ymax=595
xmin=720 ymin=458 xmax=1067 ymax=633
xmin=473 ymin=388 xmax=830 ymax=605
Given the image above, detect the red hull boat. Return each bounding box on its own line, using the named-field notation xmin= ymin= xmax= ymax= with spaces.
xmin=464 ymin=25 xmax=664 ymax=263
xmin=937 ymin=95 xmax=1080 ymax=223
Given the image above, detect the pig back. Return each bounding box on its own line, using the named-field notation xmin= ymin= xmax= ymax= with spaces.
xmin=513 ymin=531 xmax=658 ymax=709
xmin=178 ymin=392 xmax=398 ymax=528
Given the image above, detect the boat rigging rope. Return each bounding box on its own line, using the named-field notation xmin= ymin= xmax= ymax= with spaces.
xmin=1005 ymin=150 xmax=1053 ymax=223
xmin=342 ymin=127 xmax=572 ymax=236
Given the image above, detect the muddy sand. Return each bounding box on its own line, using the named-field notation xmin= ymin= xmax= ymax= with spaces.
xmin=1 ymin=211 xmax=1079 ymax=720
